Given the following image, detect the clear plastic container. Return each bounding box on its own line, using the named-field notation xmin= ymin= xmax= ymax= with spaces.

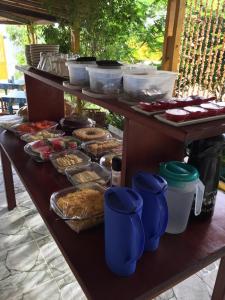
xmin=50 ymin=183 xmax=106 ymax=233
xmin=24 ymin=136 xmax=78 ymax=162
xmin=81 ymin=138 xmax=122 ymax=159
xmin=122 ymin=64 xmax=157 ymax=75
xmin=0 ymin=115 xmax=23 ymax=130
xmin=50 ymin=149 xmax=90 ymax=174
xmin=66 ymin=61 xmax=96 ymax=85
xmin=72 ymin=127 xmax=111 ymax=142
xmin=123 ymin=71 xmax=177 ymax=98
xmin=21 ymin=129 xmax=65 ymax=143
xmin=66 ymin=162 xmax=111 ymax=185
xmin=86 ymin=67 xmax=123 ymax=94
xmin=11 ymin=121 xmax=58 ymax=135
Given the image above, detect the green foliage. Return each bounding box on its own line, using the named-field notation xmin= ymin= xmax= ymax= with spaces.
xmin=41 ymin=24 xmax=71 ymax=53
xmin=79 ymin=0 xmax=167 ymax=61
xmin=106 ymin=112 xmax=124 ymax=130
xmin=43 ymin=0 xmax=167 ymax=62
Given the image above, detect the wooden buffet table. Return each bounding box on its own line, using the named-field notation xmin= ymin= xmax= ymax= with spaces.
xmin=1 ymin=66 xmax=225 ymax=300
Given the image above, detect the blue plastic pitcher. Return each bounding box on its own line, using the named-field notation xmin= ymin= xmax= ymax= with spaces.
xmin=132 ymin=172 xmax=168 ymax=251
xmin=104 ymin=187 xmax=145 ymax=276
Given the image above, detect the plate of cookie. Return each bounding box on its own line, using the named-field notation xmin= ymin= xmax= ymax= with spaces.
xmin=50 ymin=149 xmax=91 ymax=174
xmin=65 ymin=162 xmax=111 ymax=185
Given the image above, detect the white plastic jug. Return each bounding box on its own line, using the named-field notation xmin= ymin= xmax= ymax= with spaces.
xmin=160 ymin=161 xmax=205 ymax=234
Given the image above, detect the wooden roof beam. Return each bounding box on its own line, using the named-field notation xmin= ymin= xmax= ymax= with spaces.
xmin=0 ymin=3 xmax=57 ymax=22
xmin=1 ymin=0 xmax=47 ymax=13
xmin=0 ymin=10 xmax=32 ymax=24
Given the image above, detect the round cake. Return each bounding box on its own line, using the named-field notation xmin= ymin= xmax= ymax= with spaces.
xmin=73 ymin=127 xmax=108 ymax=141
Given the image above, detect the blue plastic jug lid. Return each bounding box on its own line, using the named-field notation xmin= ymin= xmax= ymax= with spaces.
xmin=159 ymin=161 xmax=199 ymax=184
xmin=104 ymin=187 xmax=143 ymax=214
xmin=132 ymin=172 xmax=167 ymax=194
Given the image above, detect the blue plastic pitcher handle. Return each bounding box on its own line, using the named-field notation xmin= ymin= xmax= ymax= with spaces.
xmin=126 ymin=213 xmax=145 ymax=264
xmin=153 ymin=174 xmax=168 ymax=192
xmin=158 ymin=194 xmax=168 ymax=236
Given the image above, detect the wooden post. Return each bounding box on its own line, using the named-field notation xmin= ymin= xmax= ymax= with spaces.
xmin=70 ymin=26 xmax=80 ymax=54
xmin=70 ymin=25 xmax=82 ymax=115
xmin=162 ymin=0 xmax=186 ymax=72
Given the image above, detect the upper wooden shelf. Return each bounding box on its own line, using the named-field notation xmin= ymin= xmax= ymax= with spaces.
xmin=17 ymin=65 xmax=225 ymax=143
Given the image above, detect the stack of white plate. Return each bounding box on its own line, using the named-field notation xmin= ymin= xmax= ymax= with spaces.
xmin=30 ymin=44 xmax=60 ymax=67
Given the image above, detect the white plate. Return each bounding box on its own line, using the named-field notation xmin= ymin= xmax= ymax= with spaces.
xmin=63 ymin=81 xmax=84 ymax=90
xmin=82 ymin=87 xmax=118 ymax=100
xmin=155 ymin=113 xmax=225 ymax=127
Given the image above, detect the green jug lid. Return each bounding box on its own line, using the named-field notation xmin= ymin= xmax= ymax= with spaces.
xmin=159 ymin=161 xmax=199 ymax=183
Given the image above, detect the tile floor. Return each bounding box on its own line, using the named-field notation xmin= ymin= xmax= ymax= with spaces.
xmin=0 ymin=161 xmax=220 ymax=299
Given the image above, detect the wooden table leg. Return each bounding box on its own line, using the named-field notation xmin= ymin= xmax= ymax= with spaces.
xmin=0 ymin=146 xmax=16 ymax=210
xmin=212 ymin=256 xmax=225 ymax=300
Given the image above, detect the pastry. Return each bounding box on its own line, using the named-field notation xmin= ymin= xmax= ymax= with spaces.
xmin=57 ymin=189 xmax=103 ymax=218
xmin=87 ymin=140 xmax=121 ymax=155
xmin=72 ymin=170 xmax=101 ymax=183
xmin=73 ymin=127 xmax=108 ymax=141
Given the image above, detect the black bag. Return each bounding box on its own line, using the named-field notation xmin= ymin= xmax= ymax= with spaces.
xmin=188 ymin=135 xmax=225 ymax=218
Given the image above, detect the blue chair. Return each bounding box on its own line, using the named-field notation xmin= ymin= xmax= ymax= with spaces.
xmin=1 ymin=91 xmax=27 ymax=114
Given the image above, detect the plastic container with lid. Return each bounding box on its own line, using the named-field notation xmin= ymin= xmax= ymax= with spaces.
xmin=50 ymin=183 xmax=106 ymax=233
xmin=160 ymin=161 xmax=205 ymax=234
xmin=66 ymin=60 xmax=96 ymax=86
xmin=50 ymin=149 xmax=91 ymax=174
xmin=66 ymin=162 xmax=110 ymax=185
xmin=59 ymin=116 xmax=95 ymax=135
xmin=0 ymin=115 xmax=23 ymax=130
xmin=165 ymin=109 xmax=190 ymax=122
xmin=21 ymin=129 xmax=65 ymax=143
xmin=81 ymin=138 xmax=122 ymax=159
xmin=122 ymin=64 xmax=157 ymax=75
xmin=72 ymin=127 xmax=111 ymax=142
xmin=123 ymin=71 xmax=177 ymax=98
xmin=86 ymin=67 xmax=123 ymax=94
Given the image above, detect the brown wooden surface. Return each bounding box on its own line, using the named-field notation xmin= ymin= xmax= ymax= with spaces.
xmin=122 ymin=119 xmax=185 ymax=185
xmin=17 ymin=66 xmax=225 ymax=143
xmin=0 ymin=145 xmax=16 ymax=210
xmin=25 ymin=74 xmax=65 ymax=122
xmin=212 ymin=256 xmax=225 ymax=300
xmin=1 ymin=129 xmax=225 ymax=300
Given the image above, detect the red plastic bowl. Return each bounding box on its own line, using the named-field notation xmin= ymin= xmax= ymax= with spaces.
xmin=165 ymin=109 xmax=190 ymax=122
xmin=183 ymin=106 xmax=208 ymax=119
xmin=188 ymin=95 xmax=216 ymax=105
xmin=139 ymin=102 xmax=163 ymax=112
xmin=200 ymin=103 xmax=223 ymax=116
xmin=158 ymin=100 xmax=178 ymax=109
xmin=215 ymin=102 xmax=225 ymax=113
